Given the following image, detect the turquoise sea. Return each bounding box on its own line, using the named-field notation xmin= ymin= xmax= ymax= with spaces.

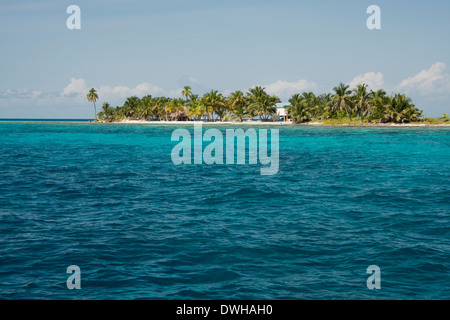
xmin=0 ymin=121 xmax=449 ymax=299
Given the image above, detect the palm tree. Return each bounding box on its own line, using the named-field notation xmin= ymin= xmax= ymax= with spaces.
xmin=153 ymin=97 xmax=169 ymax=121
xmin=387 ymin=94 xmax=422 ymax=123
xmin=171 ymin=98 xmax=186 ymax=120
xmin=368 ymin=89 xmax=387 ymax=122
xmin=87 ymin=88 xmax=99 ymax=120
xmin=139 ymin=94 xmax=154 ymax=120
xmin=318 ymin=93 xmax=333 ymax=119
xmin=198 ymin=98 xmax=209 ymax=120
xmin=164 ymin=98 xmax=174 ymax=121
xmin=98 ymin=102 xmax=113 ymax=121
xmin=301 ymin=92 xmax=322 ymax=118
xmin=332 ymin=83 xmax=353 ymax=121
xmin=229 ymin=90 xmax=247 ymax=122
xmin=353 ymin=84 xmax=371 ymax=121
xmin=287 ymin=94 xmax=310 ymax=123
xmin=182 ymin=86 xmax=192 ymax=104
xmin=114 ymin=106 xmax=124 ymax=121
xmin=203 ymin=90 xmax=227 ymax=121
xmin=262 ymin=95 xmax=281 ymax=121
xmin=246 ymin=86 xmax=279 ymax=121
xmin=188 ymin=97 xmax=206 ymax=121
xmin=372 ymin=89 xmax=387 ymax=101
xmin=123 ymin=96 xmax=140 ymax=118
xmin=186 ymin=94 xmax=200 ymax=120
xmin=246 ymin=86 xmax=266 ymax=119
xmin=442 ymin=112 xmax=450 ymax=122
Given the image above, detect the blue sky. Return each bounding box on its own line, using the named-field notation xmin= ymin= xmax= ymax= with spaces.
xmin=1 ymin=0 xmax=449 ymax=118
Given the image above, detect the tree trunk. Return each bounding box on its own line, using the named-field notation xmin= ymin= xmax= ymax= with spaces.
xmin=93 ymin=102 xmax=97 ymax=120
xmin=345 ymin=108 xmax=352 ymax=122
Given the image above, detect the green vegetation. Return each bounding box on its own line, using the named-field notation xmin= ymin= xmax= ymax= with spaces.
xmin=90 ymin=83 xmax=448 ymax=124
xmin=93 ymin=85 xmax=280 ymax=123
xmin=286 ymin=83 xmax=424 ymax=124
xmin=440 ymin=112 xmax=450 ymax=122
xmin=418 ymin=115 xmax=450 ymax=124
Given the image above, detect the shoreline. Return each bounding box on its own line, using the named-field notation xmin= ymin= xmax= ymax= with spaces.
xmin=95 ymin=119 xmax=450 ymax=127
xmin=1 ymin=119 xmax=448 ymax=127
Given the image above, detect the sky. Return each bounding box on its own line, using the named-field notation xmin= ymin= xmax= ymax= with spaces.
xmin=0 ymin=0 xmax=449 ymax=118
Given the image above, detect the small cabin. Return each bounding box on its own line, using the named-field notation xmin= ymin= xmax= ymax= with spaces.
xmin=276 ymin=105 xmax=291 ymax=122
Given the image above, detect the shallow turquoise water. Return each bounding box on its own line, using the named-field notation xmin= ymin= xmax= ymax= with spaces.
xmin=0 ymin=121 xmax=449 ymax=299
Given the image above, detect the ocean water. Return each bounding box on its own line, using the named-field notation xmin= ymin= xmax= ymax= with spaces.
xmin=0 ymin=121 xmax=449 ymax=300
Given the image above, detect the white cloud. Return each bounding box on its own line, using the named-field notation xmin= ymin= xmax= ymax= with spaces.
xmin=187 ymin=76 xmax=199 ymax=84
xmin=62 ymin=78 xmax=87 ymax=97
xmin=179 ymin=75 xmax=200 ymax=86
xmin=397 ymin=62 xmax=450 ymax=96
xmin=349 ymin=72 xmax=384 ymax=91
xmin=2 ymin=89 xmax=42 ymax=99
xmin=260 ymin=79 xmax=318 ymax=101
xmin=60 ymin=78 xmax=171 ymax=104
xmin=98 ymin=82 xmax=165 ymax=101
xmin=2 ymin=78 xmax=175 ymax=108
xmin=133 ymin=82 xmax=165 ymax=97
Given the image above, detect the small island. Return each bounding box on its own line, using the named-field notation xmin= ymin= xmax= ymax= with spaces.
xmin=87 ymin=84 xmax=450 ymax=126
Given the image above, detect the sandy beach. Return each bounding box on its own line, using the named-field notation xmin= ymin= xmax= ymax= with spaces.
xmin=98 ymin=119 xmax=450 ymax=127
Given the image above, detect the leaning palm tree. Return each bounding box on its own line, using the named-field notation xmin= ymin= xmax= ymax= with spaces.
xmin=261 ymin=94 xmax=281 ymax=121
xmin=87 ymin=88 xmax=99 ymax=120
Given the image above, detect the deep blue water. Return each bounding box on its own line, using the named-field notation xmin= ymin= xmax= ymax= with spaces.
xmin=0 ymin=121 xmax=449 ymax=299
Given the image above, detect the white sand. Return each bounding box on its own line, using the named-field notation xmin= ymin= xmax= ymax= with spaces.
xmin=112 ymin=119 xmax=293 ymax=125
xmin=95 ymin=119 xmax=450 ymax=127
